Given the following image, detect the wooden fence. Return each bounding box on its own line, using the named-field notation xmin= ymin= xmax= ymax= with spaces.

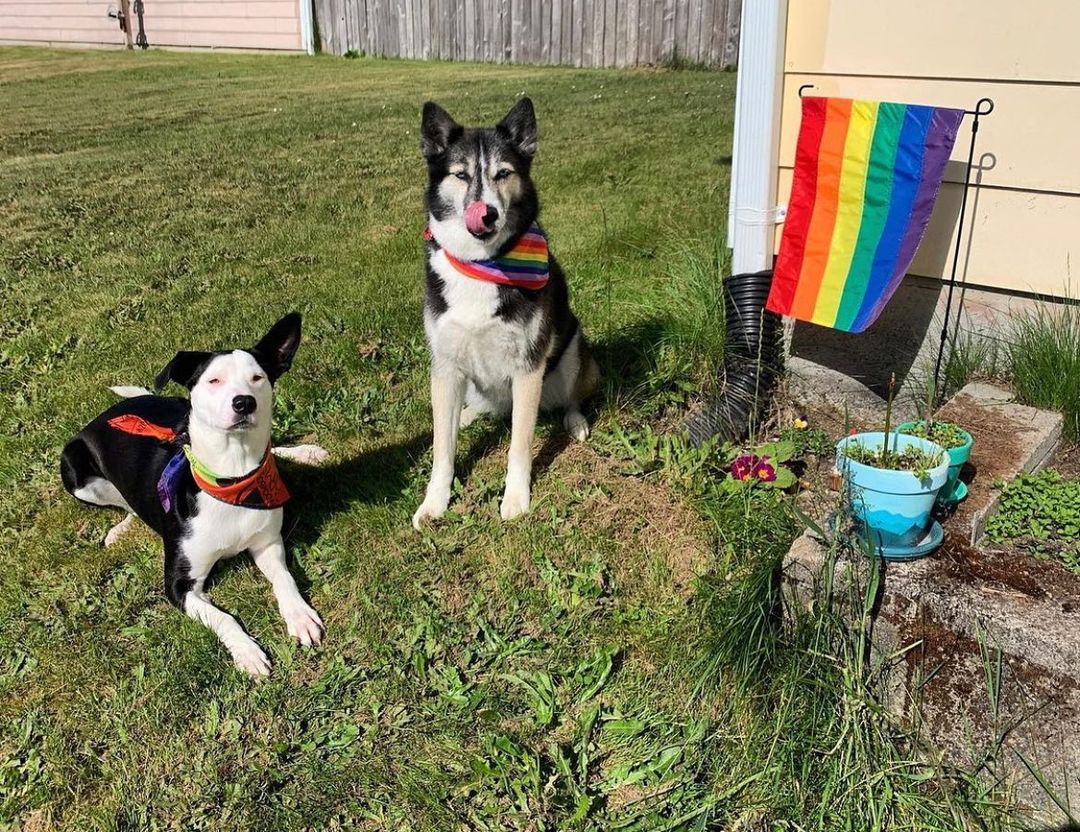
xmin=312 ymin=0 xmax=741 ymax=67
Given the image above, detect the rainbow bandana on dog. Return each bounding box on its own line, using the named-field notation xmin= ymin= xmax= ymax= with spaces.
xmin=107 ymin=415 xmax=290 ymax=512
xmin=425 ymin=224 xmax=550 ymax=290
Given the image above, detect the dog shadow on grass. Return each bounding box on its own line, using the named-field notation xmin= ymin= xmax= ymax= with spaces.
xmin=203 ymin=433 xmax=428 ymax=593
xmin=272 ymin=417 xmax=569 ymax=574
xmin=209 ymin=316 xmax=679 ymax=592
xmin=280 ymin=432 xmax=431 ymax=546
xmin=592 ymin=316 xmax=686 ymax=408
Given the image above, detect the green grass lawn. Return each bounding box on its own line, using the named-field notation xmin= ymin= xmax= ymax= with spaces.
xmin=1 ymin=46 xmax=738 ymax=829
xmin=0 ymin=48 xmax=1014 ymax=831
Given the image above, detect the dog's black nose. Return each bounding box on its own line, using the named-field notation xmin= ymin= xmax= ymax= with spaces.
xmin=232 ymin=395 xmax=256 ymax=415
xmin=483 ymin=205 xmax=499 ymax=226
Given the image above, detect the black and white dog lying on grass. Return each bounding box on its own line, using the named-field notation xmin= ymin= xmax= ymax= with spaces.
xmin=413 ymin=97 xmax=600 ymax=528
xmin=60 ymin=313 xmax=324 ymax=676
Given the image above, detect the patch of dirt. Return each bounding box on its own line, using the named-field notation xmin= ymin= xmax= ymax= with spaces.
xmin=18 ymin=809 xmax=55 ymax=832
xmin=935 ymin=533 xmax=1058 ymax=601
xmin=792 ymin=455 xmax=841 ymax=527
xmin=554 ymin=443 xmax=713 ymax=596
xmin=440 ymin=435 xmax=712 ymax=605
xmin=771 ymin=383 xmax=851 ymax=438
xmin=902 ymin=606 xmax=1080 ymax=733
xmin=896 ymin=605 xmax=1080 ymax=817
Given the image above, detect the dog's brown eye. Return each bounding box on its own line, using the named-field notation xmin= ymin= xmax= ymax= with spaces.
xmin=494 ymin=169 xmax=512 ymax=180
xmin=208 ymin=378 xmax=221 ymax=385
xmin=253 ymin=374 xmax=264 ymax=382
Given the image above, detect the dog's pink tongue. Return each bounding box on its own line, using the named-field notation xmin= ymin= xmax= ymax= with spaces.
xmin=465 ymin=201 xmax=490 ymax=235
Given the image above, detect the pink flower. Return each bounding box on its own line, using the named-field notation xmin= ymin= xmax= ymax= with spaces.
xmin=752 ymin=457 xmax=777 ymax=482
xmin=732 ymin=454 xmax=778 ymax=483
xmin=731 ymin=454 xmax=757 ymax=481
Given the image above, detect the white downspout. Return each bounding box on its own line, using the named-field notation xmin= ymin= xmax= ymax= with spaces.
xmin=298 ymin=0 xmax=315 ymax=54
xmin=728 ymin=0 xmax=788 ymax=274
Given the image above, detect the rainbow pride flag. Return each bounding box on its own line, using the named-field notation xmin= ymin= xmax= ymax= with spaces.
xmin=766 ymin=97 xmax=964 ymax=332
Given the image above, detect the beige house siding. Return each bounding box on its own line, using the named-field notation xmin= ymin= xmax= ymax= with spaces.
xmin=777 ymin=0 xmax=1080 ymax=300
xmin=0 ymin=0 xmax=304 ymax=51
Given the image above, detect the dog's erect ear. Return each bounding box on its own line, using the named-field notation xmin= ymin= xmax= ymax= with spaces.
xmin=421 ymin=102 xmax=460 ymax=160
xmin=154 ymin=351 xmax=213 ymax=391
xmin=250 ymin=312 xmax=302 ymax=383
xmin=497 ymin=97 xmax=537 ymax=158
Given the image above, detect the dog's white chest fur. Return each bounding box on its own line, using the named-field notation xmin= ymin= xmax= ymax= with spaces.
xmin=425 ymin=250 xmax=540 ymax=388
xmin=183 ymin=495 xmax=282 ymax=566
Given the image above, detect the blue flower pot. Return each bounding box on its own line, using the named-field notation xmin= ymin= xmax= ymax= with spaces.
xmin=896 ymin=421 xmax=973 ymax=506
xmin=835 ymin=432 xmax=950 ymax=556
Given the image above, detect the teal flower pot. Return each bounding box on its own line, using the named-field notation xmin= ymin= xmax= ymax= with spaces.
xmin=835 ymin=432 xmax=950 ymax=557
xmin=896 ymin=421 xmax=973 ymax=506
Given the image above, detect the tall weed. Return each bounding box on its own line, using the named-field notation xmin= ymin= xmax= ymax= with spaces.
xmin=1007 ymin=299 xmax=1080 ymax=438
xmin=691 ymin=493 xmax=1016 ymax=829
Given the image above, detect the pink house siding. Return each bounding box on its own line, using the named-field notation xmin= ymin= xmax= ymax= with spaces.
xmin=1 ymin=0 xmax=127 ymax=47
xmin=0 ymin=0 xmax=305 ymax=51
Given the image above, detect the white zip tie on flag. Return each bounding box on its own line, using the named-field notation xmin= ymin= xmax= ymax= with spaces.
xmin=733 ymin=205 xmax=787 ymax=226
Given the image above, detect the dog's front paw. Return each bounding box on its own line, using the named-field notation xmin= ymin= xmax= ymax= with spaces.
xmin=564 ymin=410 xmax=590 ymax=442
xmin=500 ymin=486 xmax=531 ymax=520
xmin=273 ymin=444 xmax=330 ymax=466
xmin=281 ymin=600 xmax=324 ymax=647
xmin=412 ymin=490 xmax=450 ymax=530
xmin=230 ymin=638 xmax=271 ymax=677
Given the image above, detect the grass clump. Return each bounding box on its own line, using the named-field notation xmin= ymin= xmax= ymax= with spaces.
xmin=1007 ymin=299 xmax=1080 ymax=439
xmin=986 ymin=469 xmax=1080 ymax=575
xmin=940 ymin=327 xmax=1003 ymax=398
xmin=690 ymin=490 xmax=1014 ymax=829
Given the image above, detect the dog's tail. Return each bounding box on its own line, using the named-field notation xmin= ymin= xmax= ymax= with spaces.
xmin=109 ymin=385 xmax=152 ymax=398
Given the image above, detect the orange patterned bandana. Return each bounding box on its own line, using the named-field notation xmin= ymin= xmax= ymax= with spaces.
xmin=109 ymin=414 xmax=289 ymax=511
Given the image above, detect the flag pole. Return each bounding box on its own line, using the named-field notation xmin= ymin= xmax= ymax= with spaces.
xmin=932 ymin=97 xmax=994 ymax=406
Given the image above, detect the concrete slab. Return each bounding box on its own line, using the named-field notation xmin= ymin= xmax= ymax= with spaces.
xmin=786 ymin=356 xmax=918 ymax=424
xmin=934 ymin=382 xmax=1063 ymax=544
xmin=785 ymin=530 xmax=1080 ymax=825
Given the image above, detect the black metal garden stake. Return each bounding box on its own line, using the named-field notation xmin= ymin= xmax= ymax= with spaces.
xmin=931 ymin=97 xmax=995 ymax=405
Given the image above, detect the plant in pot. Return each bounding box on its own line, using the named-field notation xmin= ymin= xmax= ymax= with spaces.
xmin=835 ymin=376 xmax=950 ymax=559
xmin=896 ymin=384 xmax=973 ymax=507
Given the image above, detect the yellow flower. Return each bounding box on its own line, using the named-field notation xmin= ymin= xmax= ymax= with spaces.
xmin=793 ymin=417 xmax=809 ymax=430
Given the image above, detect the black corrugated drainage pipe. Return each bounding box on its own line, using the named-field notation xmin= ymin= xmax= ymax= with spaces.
xmin=685 ymin=270 xmax=783 ymax=447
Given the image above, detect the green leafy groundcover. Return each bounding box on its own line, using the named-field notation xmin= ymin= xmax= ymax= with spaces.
xmin=986 ymin=469 xmax=1080 ymax=575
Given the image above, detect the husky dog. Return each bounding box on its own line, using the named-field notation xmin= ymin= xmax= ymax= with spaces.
xmin=60 ymin=314 xmax=324 ymax=676
xmin=412 ymin=97 xmax=599 ymax=528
